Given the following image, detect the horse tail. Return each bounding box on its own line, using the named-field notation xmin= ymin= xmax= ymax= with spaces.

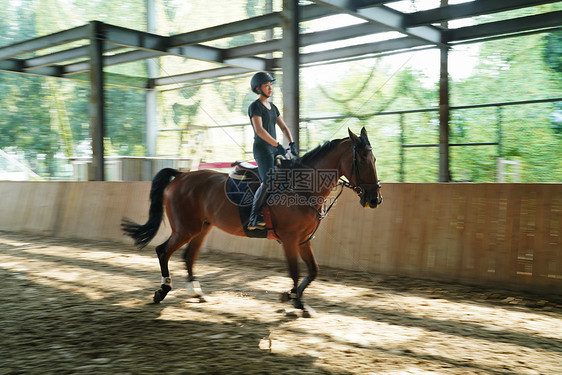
xmin=121 ymin=168 xmax=180 ymax=249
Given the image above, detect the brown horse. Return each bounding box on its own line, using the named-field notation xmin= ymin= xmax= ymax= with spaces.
xmin=121 ymin=127 xmax=382 ymax=317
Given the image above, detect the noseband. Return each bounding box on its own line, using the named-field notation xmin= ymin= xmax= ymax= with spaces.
xmin=341 ymin=144 xmax=381 ymax=196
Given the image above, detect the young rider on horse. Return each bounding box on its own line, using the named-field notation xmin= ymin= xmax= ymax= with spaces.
xmin=247 ymin=71 xmax=298 ymax=230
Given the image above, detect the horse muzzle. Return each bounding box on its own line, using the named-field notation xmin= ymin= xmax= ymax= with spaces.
xmin=360 ymin=189 xmax=383 ymax=209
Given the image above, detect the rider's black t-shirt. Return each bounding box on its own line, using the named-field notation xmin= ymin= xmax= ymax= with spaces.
xmin=248 ymin=99 xmax=280 ymax=149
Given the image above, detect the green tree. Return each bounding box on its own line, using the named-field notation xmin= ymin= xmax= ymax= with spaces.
xmin=543 ymin=30 xmax=562 ymax=74
xmin=0 ymin=0 xmax=149 ymax=177
xmin=451 ymin=33 xmax=561 ymax=182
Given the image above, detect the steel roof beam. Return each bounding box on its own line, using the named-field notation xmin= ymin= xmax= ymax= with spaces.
xmin=0 ymin=58 xmax=148 ymax=89
xmin=157 ymin=15 xmax=400 ymax=86
xmin=350 ymin=0 xmax=406 ymax=4
xmin=63 ymin=47 xmax=265 ymax=76
xmin=169 ymin=14 xmax=281 ymax=47
xmin=0 ymin=58 xmax=64 ymax=77
xmin=151 ymin=66 xmax=250 ymax=87
xmin=24 ymin=45 xmax=89 ymax=68
xmin=104 ymin=24 xmax=168 ymax=51
xmin=0 ymin=59 xmax=23 ymax=72
xmin=302 ymin=22 xmax=391 ymax=46
xmin=23 ymin=44 xmax=123 ymax=70
xmin=312 ymin=0 xmax=443 ymax=45
xmin=1 ymin=4 xmax=386 ymax=77
xmin=295 ymin=36 xmax=429 ymax=65
xmin=81 ymin=8 xmax=390 ymax=70
xmin=101 ymin=23 xmax=266 ymax=71
xmin=168 ymin=4 xmax=333 ymax=47
xmin=168 ymin=1 xmax=395 ymax=48
xmin=0 ymin=25 xmax=90 ymax=60
xmin=57 ymin=50 xmax=161 ymax=76
xmin=69 ymin=71 xmax=149 ymax=88
xmin=406 ymin=0 xmax=562 ymax=27
xmin=446 ymin=10 xmax=562 ymax=43
xmin=101 ymin=49 xmax=162 ymax=66
xmin=223 ymin=22 xmax=392 ymax=59
xmin=0 ymin=5 xmax=331 ymax=71
xmin=62 ymin=50 xmax=261 ymax=76
xmin=224 ymin=39 xmax=282 ymax=59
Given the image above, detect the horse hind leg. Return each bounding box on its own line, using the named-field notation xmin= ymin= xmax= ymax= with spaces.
xmin=183 ymin=223 xmax=211 ymax=302
xmin=153 ymin=232 xmax=191 ymax=304
xmin=154 ymin=239 xmax=172 ymax=304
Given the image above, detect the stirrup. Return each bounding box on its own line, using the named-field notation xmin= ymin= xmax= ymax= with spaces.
xmin=248 ymin=214 xmax=266 ymax=230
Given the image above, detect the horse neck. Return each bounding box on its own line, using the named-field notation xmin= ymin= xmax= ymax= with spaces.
xmin=307 ymin=139 xmax=350 ymax=198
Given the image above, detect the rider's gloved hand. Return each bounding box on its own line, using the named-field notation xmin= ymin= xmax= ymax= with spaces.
xmin=289 ymin=142 xmax=298 ymax=157
xmin=276 ymin=142 xmax=286 ymax=156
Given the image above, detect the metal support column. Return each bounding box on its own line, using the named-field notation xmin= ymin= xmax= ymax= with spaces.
xmin=438 ymin=0 xmax=450 ymax=182
xmin=399 ymin=113 xmax=405 ymax=182
xmin=281 ymin=0 xmax=300 ymax=150
xmin=89 ymin=21 xmax=105 ymax=181
xmin=265 ymin=0 xmax=273 ymax=52
xmin=497 ymin=106 xmax=503 ymax=158
xmin=146 ymin=0 xmax=158 ymax=158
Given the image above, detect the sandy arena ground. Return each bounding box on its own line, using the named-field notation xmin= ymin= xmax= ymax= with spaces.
xmin=0 ymin=232 xmax=561 ymax=374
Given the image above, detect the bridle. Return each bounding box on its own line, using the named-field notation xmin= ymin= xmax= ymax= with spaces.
xmin=340 ymin=143 xmax=381 ymax=197
xmin=299 ymin=140 xmax=381 ymax=245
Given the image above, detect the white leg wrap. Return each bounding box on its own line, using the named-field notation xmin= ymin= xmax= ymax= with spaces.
xmin=161 ymin=276 xmax=172 ymax=287
xmin=186 ymin=280 xmax=203 ymax=298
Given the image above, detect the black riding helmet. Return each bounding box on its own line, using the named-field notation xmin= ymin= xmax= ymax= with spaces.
xmin=251 ymin=72 xmax=275 ymax=94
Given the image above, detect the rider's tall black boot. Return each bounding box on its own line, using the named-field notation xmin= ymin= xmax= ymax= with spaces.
xmin=248 ymin=183 xmax=268 ymax=230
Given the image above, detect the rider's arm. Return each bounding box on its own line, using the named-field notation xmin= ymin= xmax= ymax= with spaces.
xmin=276 ymin=116 xmax=294 ymax=144
xmin=251 ymin=115 xmax=279 ymax=147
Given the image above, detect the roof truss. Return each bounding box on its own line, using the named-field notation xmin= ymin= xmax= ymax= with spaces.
xmin=0 ymin=1 xmax=559 ymax=89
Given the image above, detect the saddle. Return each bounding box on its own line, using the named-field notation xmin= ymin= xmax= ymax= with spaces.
xmin=229 ymin=155 xmax=295 ymax=182
xmin=230 ymin=161 xmax=260 ymax=182
xmin=227 ymin=161 xmax=277 ymax=240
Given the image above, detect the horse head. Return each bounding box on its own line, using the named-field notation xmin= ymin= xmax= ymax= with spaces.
xmin=344 ymin=127 xmax=383 ymax=209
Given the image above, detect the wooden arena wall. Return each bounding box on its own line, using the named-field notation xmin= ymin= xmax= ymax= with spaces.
xmin=0 ymin=181 xmax=560 ymax=294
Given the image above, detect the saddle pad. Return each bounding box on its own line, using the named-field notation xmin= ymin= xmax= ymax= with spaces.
xmin=226 ymin=177 xmax=277 ymax=239
xmin=226 ymin=175 xmax=258 ymax=207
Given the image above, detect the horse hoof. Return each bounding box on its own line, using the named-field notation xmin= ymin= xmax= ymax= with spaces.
xmin=291 ymin=298 xmax=304 ymax=311
xmin=187 ymin=280 xmax=205 ymax=299
xmin=280 ymin=292 xmax=290 ymax=303
xmin=153 ymin=284 xmax=171 ymax=304
xmin=153 ymin=290 xmax=162 ymax=304
xmin=284 ymin=309 xmax=299 ymax=318
xmin=302 ymin=304 xmax=317 ymax=318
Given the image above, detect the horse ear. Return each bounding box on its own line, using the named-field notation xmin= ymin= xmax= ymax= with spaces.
xmin=348 ymin=128 xmax=360 ymax=144
xmin=360 ymin=127 xmax=371 ymax=145
xmin=360 ymin=127 xmax=368 ymax=138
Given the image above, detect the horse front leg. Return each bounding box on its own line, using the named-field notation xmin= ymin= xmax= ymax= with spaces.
xmin=280 ymin=239 xmax=301 ymax=309
xmin=296 ymin=241 xmax=319 ymax=318
xmin=280 ymin=240 xmax=318 ymax=317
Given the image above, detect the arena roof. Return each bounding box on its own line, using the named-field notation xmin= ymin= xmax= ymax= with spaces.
xmin=0 ymin=0 xmax=560 ymax=89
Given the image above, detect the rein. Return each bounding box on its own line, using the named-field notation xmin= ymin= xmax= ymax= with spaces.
xmin=298 ymin=181 xmax=345 ymax=245
xmin=298 ymin=141 xmax=380 ymax=245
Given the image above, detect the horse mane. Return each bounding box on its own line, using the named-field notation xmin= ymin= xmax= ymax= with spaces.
xmin=281 ymin=137 xmax=347 ymax=169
